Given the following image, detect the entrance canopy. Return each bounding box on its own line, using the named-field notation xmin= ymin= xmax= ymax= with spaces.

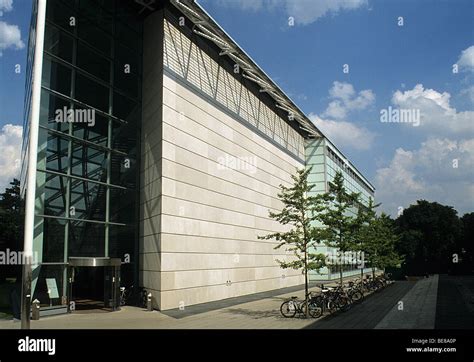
xmin=68 ymin=257 xmax=122 ymax=267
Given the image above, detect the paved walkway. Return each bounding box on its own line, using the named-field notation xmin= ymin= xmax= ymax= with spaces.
xmin=305 ymin=280 xmax=416 ymax=329
xmin=2 ymin=275 xmax=463 ymax=330
xmin=435 ymin=275 xmax=474 ymax=329
xmin=375 ymin=275 xmax=438 ymax=329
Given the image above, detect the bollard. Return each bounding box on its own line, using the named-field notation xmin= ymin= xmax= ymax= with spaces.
xmin=31 ymin=299 xmax=40 ymax=320
xmin=147 ymin=292 xmax=153 ymax=311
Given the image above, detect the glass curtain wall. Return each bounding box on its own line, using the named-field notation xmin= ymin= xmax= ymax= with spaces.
xmin=31 ymin=0 xmax=142 ymax=307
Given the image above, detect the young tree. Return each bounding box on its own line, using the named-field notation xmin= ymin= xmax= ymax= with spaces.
xmin=353 ymin=197 xmax=379 ymax=281
xmin=360 ymin=213 xmax=403 ymax=278
xmin=259 ymin=168 xmax=326 ymax=318
xmin=317 ymin=171 xmax=361 ymax=286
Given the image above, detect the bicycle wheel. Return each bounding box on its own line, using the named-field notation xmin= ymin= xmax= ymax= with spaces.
xmin=335 ymin=295 xmax=351 ymax=311
xmin=349 ymin=290 xmax=364 ymax=304
xmin=280 ymin=300 xmax=297 ymax=318
xmin=308 ymin=300 xmax=323 ymax=318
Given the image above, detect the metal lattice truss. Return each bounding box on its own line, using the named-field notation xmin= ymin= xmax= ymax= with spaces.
xmin=170 ymin=0 xmax=323 ymax=140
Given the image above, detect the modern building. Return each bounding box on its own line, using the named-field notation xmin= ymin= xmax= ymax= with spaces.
xmin=21 ymin=0 xmax=375 ymax=315
xmin=306 ymin=138 xmax=375 ymax=281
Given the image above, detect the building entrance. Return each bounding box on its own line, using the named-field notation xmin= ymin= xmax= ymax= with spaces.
xmin=68 ymin=257 xmax=121 ymax=313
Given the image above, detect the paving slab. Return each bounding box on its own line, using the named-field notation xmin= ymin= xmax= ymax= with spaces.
xmin=375 ymin=275 xmax=438 ymax=329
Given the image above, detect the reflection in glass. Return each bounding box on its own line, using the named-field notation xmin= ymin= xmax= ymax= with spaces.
xmin=71 ymin=142 xmax=107 ymax=182
xmin=42 ymin=57 xmax=72 ymax=96
xmin=44 ymin=24 xmax=74 ymax=63
xmin=70 ymin=179 xmax=106 ymax=221
xmin=75 ymin=73 xmax=109 ymax=112
xmin=32 ymin=265 xmax=67 ymax=307
xmin=72 ymin=113 xmax=108 ymax=147
xmin=68 ymin=220 xmax=105 ymax=257
xmin=43 ymin=217 xmax=66 ymax=262
xmin=46 ymin=134 xmax=69 ymax=173
xmin=40 ymin=89 xmax=70 ymax=133
xmin=44 ymin=173 xmax=67 ymax=217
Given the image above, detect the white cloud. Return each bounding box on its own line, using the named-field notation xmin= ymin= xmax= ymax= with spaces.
xmin=457 ymin=45 xmax=474 ymax=72
xmin=0 ymin=124 xmax=22 ymax=191
xmin=309 ymin=113 xmax=375 ymax=150
xmin=0 ymin=0 xmax=13 ymax=16
xmin=203 ymin=0 xmax=368 ymax=25
xmin=0 ymin=20 xmax=24 ymax=56
xmin=323 ymin=81 xmax=375 ymax=119
xmin=391 ymin=84 xmax=474 ymax=135
xmin=284 ymin=0 xmax=368 ymax=25
xmin=376 ymin=137 xmax=474 ymax=216
xmin=461 ymin=86 xmax=474 ymax=104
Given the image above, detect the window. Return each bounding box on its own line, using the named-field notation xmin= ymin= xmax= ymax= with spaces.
xmin=42 ymin=218 xmax=66 ymax=262
xmin=46 ymin=134 xmax=69 ymax=174
xmin=69 ymin=179 xmax=106 ymax=221
xmin=40 ymin=89 xmax=70 ymax=133
xmin=68 ymin=220 xmax=105 ymax=257
xmin=71 ymin=142 xmax=107 ymax=182
xmin=76 ymin=42 xmax=111 ymax=82
xmin=75 ymin=73 xmax=109 ymax=112
xmin=72 ymin=112 xmax=109 ymax=147
xmin=113 ymin=92 xmax=139 ymax=123
xmin=115 ymin=43 xmax=141 ymax=75
xmin=78 ymin=0 xmax=114 ymax=33
xmin=109 ymin=187 xmax=135 ymax=224
xmin=44 ymin=173 xmax=68 ymax=217
xmin=42 ymin=57 xmax=72 ymax=96
xmin=78 ymin=19 xmax=112 ymax=56
xmin=114 ymin=67 xmax=139 ymax=99
xmin=46 ymin=0 xmax=75 ymax=32
xmin=44 ymin=24 xmax=74 ymax=63
xmin=110 ymin=152 xmax=136 ymax=187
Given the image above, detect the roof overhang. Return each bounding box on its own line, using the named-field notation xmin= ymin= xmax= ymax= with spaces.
xmin=169 ymin=0 xmax=323 ymax=140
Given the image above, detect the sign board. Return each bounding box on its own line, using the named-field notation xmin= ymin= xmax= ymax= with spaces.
xmin=46 ymin=278 xmax=59 ymax=299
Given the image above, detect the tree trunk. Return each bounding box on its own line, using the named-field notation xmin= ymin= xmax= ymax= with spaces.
xmin=339 ymin=263 xmax=343 ymax=286
xmin=339 ymin=252 xmax=343 ymax=286
xmin=304 ymin=244 xmax=309 ymax=319
xmin=372 ymin=267 xmax=375 ymax=279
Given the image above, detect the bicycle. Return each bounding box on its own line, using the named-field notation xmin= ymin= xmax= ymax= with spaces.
xmin=119 ymin=285 xmax=148 ymax=307
xmin=280 ymin=294 xmax=323 ymax=318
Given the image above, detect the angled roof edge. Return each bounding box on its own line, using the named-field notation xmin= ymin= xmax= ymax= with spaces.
xmin=170 ymin=0 xmax=323 ymax=138
xmin=169 ymin=0 xmax=376 ymax=192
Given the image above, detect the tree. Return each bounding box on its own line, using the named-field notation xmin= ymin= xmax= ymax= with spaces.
xmin=396 ymin=200 xmax=461 ymax=275
xmin=353 ymin=197 xmax=378 ymax=280
xmin=0 ymin=179 xmax=24 ymax=281
xmin=259 ymin=168 xmax=326 ymax=318
xmin=459 ymin=213 xmax=474 ymax=273
xmin=354 ymin=199 xmax=403 ymax=278
xmin=317 ymin=171 xmax=361 ymax=286
xmin=361 ymin=213 xmax=403 ymax=277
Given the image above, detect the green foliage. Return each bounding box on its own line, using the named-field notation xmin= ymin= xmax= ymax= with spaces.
xmin=259 ymin=168 xmax=326 ymax=273
xmin=0 ymin=179 xmax=24 ymax=280
xmin=355 ymin=199 xmax=403 ymax=272
xmin=259 ymin=167 xmax=326 ymax=317
xmin=460 ymin=213 xmax=474 ymax=270
xmin=316 ymin=171 xmax=361 ymax=283
xmin=396 ymin=200 xmax=462 ymax=274
xmin=317 ymin=171 xmax=361 ymax=252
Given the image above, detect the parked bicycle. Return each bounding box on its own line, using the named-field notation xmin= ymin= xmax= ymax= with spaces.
xmin=119 ymin=285 xmax=148 ymax=308
xmin=280 ymin=294 xmax=323 ymax=318
xmin=279 ymin=273 xmax=394 ymax=319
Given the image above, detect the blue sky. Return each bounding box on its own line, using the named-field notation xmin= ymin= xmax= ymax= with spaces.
xmin=0 ymin=0 xmax=473 ymax=216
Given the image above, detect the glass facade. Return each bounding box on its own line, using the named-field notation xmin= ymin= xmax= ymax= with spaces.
xmin=306 ymin=138 xmax=376 ymax=281
xmin=28 ymin=0 xmax=143 ymax=306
